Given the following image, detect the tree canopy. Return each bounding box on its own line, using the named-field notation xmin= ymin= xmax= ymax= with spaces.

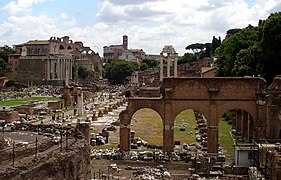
xmin=77 ymin=65 xmax=89 ymax=79
xmin=215 ymin=12 xmax=281 ymax=85
xmin=184 ymin=37 xmax=221 ymax=63
xmin=104 ymin=60 xmax=139 ymax=84
xmin=178 ymin=52 xmax=197 ymax=65
xmin=0 ymin=45 xmax=15 ymax=76
xmin=142 ymin=59 xmax=159 ymax=68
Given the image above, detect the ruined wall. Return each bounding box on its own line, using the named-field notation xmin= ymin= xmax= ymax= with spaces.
xmin=0 ymin=124 xmax=91 ymax=180
xmin=266 ymin=75 xmax=281 ymax=139
xmin=16 ymin=106 xmax=33 ymax=116
xmin=0 ymin=110 xmax=19 ymax=122
xmin=48 ymin=100 xmax=64 ymax=110
xmin=0 ymin=143 xmax=91 ymax=180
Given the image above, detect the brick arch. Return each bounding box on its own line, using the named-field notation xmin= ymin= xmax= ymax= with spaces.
xmin=217 ymin=101 xmax=257 ymax=122
xmin=125 ymin=99 xmax=164 ymax=123
xmin=120 ymin=77 xmax=267 ymax=154
xmin=171 ymin=101 xmax=209 ymax=123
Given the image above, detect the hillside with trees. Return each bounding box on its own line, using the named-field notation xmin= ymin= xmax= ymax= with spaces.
xmin=215 ymin=12 xmax=281 ymax=85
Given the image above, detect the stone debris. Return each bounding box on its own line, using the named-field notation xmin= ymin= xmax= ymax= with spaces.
xmin=131 ymin=165 xmax=172 ymax=180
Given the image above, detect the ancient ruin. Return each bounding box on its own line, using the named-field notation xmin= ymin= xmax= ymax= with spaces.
xmin=119 ymin=76 xmax=272 ymax=153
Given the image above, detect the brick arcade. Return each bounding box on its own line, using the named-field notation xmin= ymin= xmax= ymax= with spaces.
xmin=119 ymin=76 xmax=281 ymax=154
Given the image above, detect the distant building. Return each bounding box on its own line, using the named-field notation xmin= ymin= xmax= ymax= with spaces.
xmin=103 ymin=35 xmax=128 ymax=63
xmin=201 ymin=66 xmax=217 ymax=77
xmin=103 ymin=35 xmax=147 ymax=63
xmin=8 ymin=36 xmax=102 ymax=85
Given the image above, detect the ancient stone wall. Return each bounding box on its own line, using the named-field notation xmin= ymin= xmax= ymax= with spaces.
xmin=0 ymin=124 xmax=91 ymax=180
xmin=0 ymin=142 xmax=91 ymax=180
xmin=48 ymin=100 xmax=64 ymax=110
xmin=0 ymin=110 xmax=19 ymax=122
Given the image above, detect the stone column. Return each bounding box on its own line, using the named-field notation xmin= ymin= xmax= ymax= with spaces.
xmin=167 ymin=53 xmax=171 ymax=77
xmin=60 ymin=59 xmax=63 ymax=80
xmin=248 ymin=115 xmax=254 ymax=142
xmin=207 ymin=104 xmax=219 ymax=154
xmin=163 ymin=102 xmax=174 ymax=153
xmin=119 ymin=110 xmax=131 ymax=151
xmin=47 ymin=59 xmax=50 ymax=80
xmin=120 ymin=125 xmax=130 ymax=151
xmin=163 ymin=124 xmax=174 ymax=153
xmin=68 ymin=59 xmax=71 ymax=82
xmin=207 ymin=126 xmax=218 ymax=153
xmin=76 ymin=122 xmax=90 ymax=144
xmin=78 ymin=88 xmax=84 ymax=116
xmin=242 ymin=111 xmax=249 ymax=142
xmin=236 ymin=109 xmax=242 ymax=135
xmin=173 ymin=53 xmax=178 ymax=77
xmin=50 ymin=59 xmax=53 ymax=80
xmin=160 ymin=53 xmax=164 ymax=83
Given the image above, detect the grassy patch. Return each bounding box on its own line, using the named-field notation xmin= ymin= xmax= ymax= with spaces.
xmin=174 ymin=109 xmax=197 ymax=144
xmin=219 ymin=119 xmax=234 ymax=158
xmin=131 ymin=108 xmax=163 ymax=145
xmin=0 ymin=96 xmax=59 ymax=106
xmin=130 ymin=108 xmax=197 ymax=146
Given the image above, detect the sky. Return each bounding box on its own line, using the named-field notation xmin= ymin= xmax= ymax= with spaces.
xmin=0 ymin=0 xmax=280 ymax=56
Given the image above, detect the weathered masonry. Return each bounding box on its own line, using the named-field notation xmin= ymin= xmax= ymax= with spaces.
xmin=119 ymin=76 xmax=281 ymax=153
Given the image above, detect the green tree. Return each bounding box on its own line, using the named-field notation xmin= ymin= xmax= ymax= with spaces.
xmin=185 ymin=43 xmax=205 ymax=59
xmin=178 ymin=52 xmax=197 ymax=65
xmin=215 ymin=12 xmax=281 ymax=84
xmin=226 ymin=28 xmax=241 ymax=36
xmin=0 ymin=58 xmax=5 ymax=71
xmin=185 ymin=43 xmax=213 ymax=59
xmin=140 ymin=63 xmax=149 ymax=71
xmin=142 ymin=59 xmax=159 ymax=68
xmin=104 ymin=60 xmax=139 ymax=84
xmin=215 ymin=25 xmax=259 ymax=77
xmin=78 ymin=65 xmax=89 ymax=79
xmin=5 ymin=79 xmax=15 ymax=87
xmin=0 ymin=45 xmax=14 ymax=62
xmin=258 ymin=12 xmax=281 ymax=83
xmin=211 ymin=36 xmax=221 ymax=55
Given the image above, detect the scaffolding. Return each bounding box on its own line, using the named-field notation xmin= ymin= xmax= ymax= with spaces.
xmin=250 ymin=139 xmax=281 ymax=180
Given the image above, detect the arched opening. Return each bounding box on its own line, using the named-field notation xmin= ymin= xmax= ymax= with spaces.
xmin=59 ymin=45 xmax=65 ymax=50
xmin=130 ymin=108 xmax=163 ymax=150
xmin=67 ymin=46 xmax=72 ymax=49
xmin=174 ymin=109 xmax=208 ymax=152
xmin=218 ymin=109 xmax=254 ymax=165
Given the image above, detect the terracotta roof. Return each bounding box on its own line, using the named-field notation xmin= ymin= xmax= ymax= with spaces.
xmin=25 ymin=40 xmax=49 ymax=45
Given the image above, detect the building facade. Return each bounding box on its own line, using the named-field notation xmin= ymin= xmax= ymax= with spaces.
xmin=8 ymin=36 xmax=102 ymax=85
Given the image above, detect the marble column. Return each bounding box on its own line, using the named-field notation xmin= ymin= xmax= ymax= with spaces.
xmin=160 ymin=53 xmax=164 ymax=83
xmin=173 ymin=53 xmax=178 ymax=77
xmin=47 ymin=59 xmax=50 ymax=80
xmin=167 ymin=53 xmax=171 ymax=77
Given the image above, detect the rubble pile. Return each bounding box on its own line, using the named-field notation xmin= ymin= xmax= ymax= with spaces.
xmin=193 ymin=111 xmax=208 ymax=151
xmin=129 ymin=165 xmax=172 ymax=180
xmin=0 ymin=123 xmax=91 ymax=179
xmin=0 ymin=135 xmax=6 ymax=150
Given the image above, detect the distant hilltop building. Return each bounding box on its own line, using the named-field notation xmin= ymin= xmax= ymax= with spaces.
xmin=7 ymin=36 xmax=102 ymax=85
xmin=103 ymin=35 xmax=146 ymax=63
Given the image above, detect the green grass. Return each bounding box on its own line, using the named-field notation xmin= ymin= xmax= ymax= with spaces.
xmin=130 ymin=108 xmax=197 ymax=145
xmin=0 ymin=96 xmax=60 ymax=106
xmin=131 ymin=108 xmax=163 ymax=145
xmin=174 ymin=109 xmax=197 ymax=144
xmin=93 ymin=108 xmax=235 ymax=160
xmin=219 ymin=119 xmax=235 ymax=158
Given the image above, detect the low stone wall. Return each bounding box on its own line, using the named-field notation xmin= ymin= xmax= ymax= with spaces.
xmin=0 ymin=110 xmax=19 ymax=123
xmin=0 ymin=142 xmax=91 ymax=180
xmin=48 ymin=100 xmax=64 ymax=110
xmin=0 ymin=124 xmax=91 ymax=180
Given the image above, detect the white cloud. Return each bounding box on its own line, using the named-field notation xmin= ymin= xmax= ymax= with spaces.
xmin=60 ymin=13 xmax=77 ymax=26
xmin=3 ymin=0 xmax=48 ymax=15
xmin=0 ymin=0 xmax=280 ymax=56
